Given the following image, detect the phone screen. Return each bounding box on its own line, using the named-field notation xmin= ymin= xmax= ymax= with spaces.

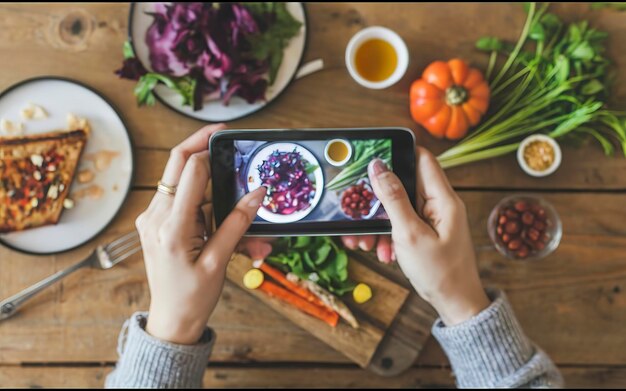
xmin=233 ymin=138 xmax=391 ymax=224
xmin=210 ymin=128 xmax=416 ymax=236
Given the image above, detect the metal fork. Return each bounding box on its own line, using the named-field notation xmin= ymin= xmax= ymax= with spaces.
xmin=0 ymin=231 xmax=141 ymax=321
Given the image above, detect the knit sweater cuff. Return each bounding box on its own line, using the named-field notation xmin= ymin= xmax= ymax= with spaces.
xmin=105 ymin=312 xmax=214 ymax=389
xmin=431 ymin=289 xmax=534 ymax=388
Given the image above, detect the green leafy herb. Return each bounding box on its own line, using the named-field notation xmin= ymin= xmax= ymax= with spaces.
xmin=304 ymin=163 xmax=319 ymax=175
xmin=437 ymin=2 xmax=626 ymax=169
xmin=134 ymin=73 xmax=196 ymax=107
xmin=326 ymin=139 xmax=392 ymax=191
xmin=266 ymin=237 xmax=355 ymax=295
xmin=122 ymin=41 xmax=135 ymax=59
xmin=245 ymin=2 xmax=302 ymax=84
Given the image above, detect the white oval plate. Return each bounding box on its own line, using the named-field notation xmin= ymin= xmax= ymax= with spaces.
xmin=0 ymin=78 xmax=134 ymax=255
xmin=246 ymin=142 xmax=323 ymax=223
xmin=129 ymin=2 xmax=307 ymax=122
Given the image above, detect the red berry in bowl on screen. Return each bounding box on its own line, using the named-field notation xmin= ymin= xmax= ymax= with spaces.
xmin=341 ymin=182 xmax=376 ymax=219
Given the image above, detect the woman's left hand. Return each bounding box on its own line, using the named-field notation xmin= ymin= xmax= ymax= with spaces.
xmin=135 ymin=124 xmax=266 ymax=345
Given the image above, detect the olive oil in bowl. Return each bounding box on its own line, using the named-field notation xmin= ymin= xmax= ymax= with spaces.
xmin=345 ymin=26 xmax=409 ymax=89
xmin=354 ymin=39 xmax=398 ymax=82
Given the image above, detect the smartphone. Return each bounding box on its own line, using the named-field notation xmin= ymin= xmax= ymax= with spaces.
xmin=209 ymin=128 xmax=416 ymax=236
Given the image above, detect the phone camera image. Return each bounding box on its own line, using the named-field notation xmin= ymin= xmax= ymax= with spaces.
xmin=234 ymin=138 xmax=392 ymax=224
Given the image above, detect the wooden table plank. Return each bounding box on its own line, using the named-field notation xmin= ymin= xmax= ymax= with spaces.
xmin=2 ymin=365 xmax=626 ymax=388
xmin=1 ymin=3 xmax=626 ymax=190
xmin=2 ymin=191 xmax=625 ymax=367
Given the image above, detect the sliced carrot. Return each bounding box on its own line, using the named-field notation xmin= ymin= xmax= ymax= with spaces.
xmin=256 ymin=261 xmax=326 ymax=308
xmin=259 ymin=280 xmax=340 ymax=327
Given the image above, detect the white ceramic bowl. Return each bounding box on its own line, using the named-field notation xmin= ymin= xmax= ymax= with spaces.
xmin=324 ymin=138 xmax=352 ymax=167
xmin=517 ymin=134 xmax=562 ymax=177
xmin=345 ymin=26 xmax=409 ymax=89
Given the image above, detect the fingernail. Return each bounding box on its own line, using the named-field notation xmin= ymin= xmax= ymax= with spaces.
xmin=344 ymin=237 xmax=357 ymax=249
xmin=358 ymin=240 xmax=369 ymax=251
xmin=391 ymin=249 xmax=397 ymax=262
xmin=248 ymin=187 xmax=266 ymax=207
xmin=369 ymin=159 xmax=389 ymax=177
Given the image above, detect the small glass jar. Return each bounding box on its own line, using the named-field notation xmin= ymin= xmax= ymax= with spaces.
xmin=487 ymin=194 xmax=562 ymax=261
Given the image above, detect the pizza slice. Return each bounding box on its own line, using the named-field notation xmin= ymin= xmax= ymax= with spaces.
xmin=0 ymin=130 xmax=88 ymax=233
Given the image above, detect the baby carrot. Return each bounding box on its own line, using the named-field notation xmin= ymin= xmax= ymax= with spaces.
xmin=258 ymin=280 xmax=339 ymax=327
xmin=254 ymin=260 xmax=327 ymax=308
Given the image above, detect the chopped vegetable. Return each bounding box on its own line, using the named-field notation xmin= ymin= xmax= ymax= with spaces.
xmin=253 ymin=260 xmax=326 ymax=307
xmin=437 ymin=3 xmax=626 ymax=168
xmin=266 ymin=236 xmax=355 ymax=295
xmin=115 ymin=2 xmax=301 ymax=110
xmin=410 ymin=59 xmax=490 ymax=140
xmin=243 ymin=268 xmax=264 ymax=289
xmin=258 ymin=149 xmax=316 ymax=215
xmin=288 ymin=273 xmax=359 ymax=329
xmin=258 ymin=280 xmax=340 ymax=327
xmin=326 ymin=139 xmax=392 ymax=191
xmin=353 ymin=283 xmax=372 ymax=304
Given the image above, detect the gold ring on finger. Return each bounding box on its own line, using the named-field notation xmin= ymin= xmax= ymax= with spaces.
xmin=157 ymin=180 xmax=177 ymax=196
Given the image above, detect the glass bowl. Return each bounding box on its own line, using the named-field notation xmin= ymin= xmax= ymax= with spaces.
xmin=487 ymin=194 xmax=562 ymax=261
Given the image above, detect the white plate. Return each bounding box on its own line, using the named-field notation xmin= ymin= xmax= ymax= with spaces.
xmin=129 ymin=2 xmax=307 ymax=122
xmin=246 ymin=143 xmax=323 ymax=223
xmin=0 ymin=77 xmax=134 ymax=255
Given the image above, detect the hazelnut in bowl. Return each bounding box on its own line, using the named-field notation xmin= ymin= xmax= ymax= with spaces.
xmin=488 ymin=195 xmax=562 ymax=261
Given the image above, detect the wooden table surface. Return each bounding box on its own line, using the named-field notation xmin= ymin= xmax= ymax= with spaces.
xmin=1 ymin=3 xmax=626 ymax=388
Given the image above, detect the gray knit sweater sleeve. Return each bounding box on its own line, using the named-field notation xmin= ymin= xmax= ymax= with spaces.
xmin=432 ymin=289 xmax=563 ymax=388
xmin=105 ymin=312 xmax=214 ymax=389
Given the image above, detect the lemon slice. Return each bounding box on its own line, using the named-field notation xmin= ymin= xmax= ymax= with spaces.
xmin=243 ymin=268 xmax=264 ymax=290
xmin=353 ymin=283 xmax=372 ymax=304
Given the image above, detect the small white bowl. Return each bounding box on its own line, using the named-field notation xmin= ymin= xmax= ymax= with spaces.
xmin=345 ymin=26 xmax=409 ymax=89
xmin=324 ymin=139 xmax=353 ymax=167
xmin=517 ymin=135 xmax=562 ymax=177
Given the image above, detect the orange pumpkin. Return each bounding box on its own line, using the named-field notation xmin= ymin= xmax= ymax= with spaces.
xmin=410 ymin=59 xmax=490 ymax=140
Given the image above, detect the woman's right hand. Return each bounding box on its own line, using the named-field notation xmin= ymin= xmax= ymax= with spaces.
xmin=355 ymin=147 xmax=490 ymax=326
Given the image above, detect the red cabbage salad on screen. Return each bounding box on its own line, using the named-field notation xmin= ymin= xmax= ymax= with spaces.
xmin=257 ymin=150 xmax=316 ymax=215
xmin=116 ymin=2 xmax=302 ymax=110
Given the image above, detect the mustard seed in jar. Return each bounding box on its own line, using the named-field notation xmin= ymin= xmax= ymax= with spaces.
xmin=523 ymin=140 xmax=555 ymax=171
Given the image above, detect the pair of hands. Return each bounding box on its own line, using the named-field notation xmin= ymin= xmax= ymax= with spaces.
xmin=135 ymin=125 xmax=489 ymax=345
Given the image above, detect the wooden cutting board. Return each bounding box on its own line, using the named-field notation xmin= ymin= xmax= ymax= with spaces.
xmin=227 ymin=253 xmax=411 ymax=368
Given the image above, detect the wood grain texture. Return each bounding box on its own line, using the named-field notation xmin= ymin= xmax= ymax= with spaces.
xmin=226 ymin=253 xmax=410 ymax=368
xmin=1 ymin=3 xmax=625 ymax=190
xmin=2 ymin=365 xmax=626 ymax=388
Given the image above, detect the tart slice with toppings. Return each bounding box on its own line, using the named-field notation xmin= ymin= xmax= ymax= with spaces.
xmin=0 ymin=130 xmax=88 ymax=233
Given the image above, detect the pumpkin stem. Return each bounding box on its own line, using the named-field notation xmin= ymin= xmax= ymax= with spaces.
xmin=445 ymin=85 xmax=468 ymax=106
